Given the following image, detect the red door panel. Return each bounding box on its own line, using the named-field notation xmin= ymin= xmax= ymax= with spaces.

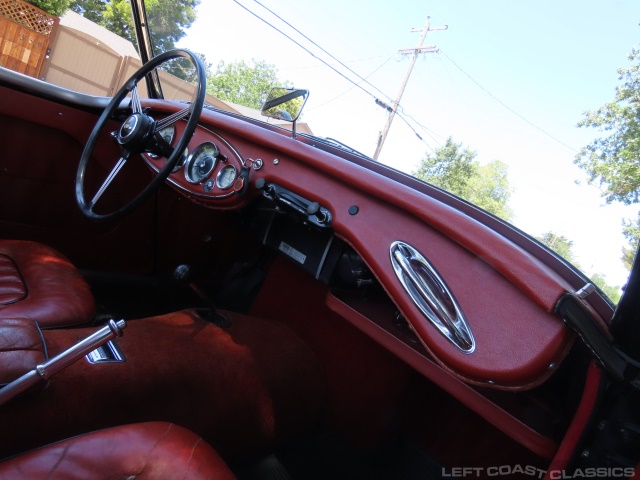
xmin=0 ymin=87 xmax=155 ymax=274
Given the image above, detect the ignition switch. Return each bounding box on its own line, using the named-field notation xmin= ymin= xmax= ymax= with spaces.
xmin=234 ymin=157 xmax=262 ymax=196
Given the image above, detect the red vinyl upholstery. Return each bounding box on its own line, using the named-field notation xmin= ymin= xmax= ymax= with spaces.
xmin=0 ymin=422 xmax=236 ymax=480
xmin=0 ymin=317 xmax=45 ymax=386
xmin=0 ymin=240 xmax=95 ymax=328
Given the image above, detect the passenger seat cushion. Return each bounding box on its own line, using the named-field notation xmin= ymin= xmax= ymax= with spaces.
xmin=0 ymin=254 xmax=26 ymax=305
xmin=0 ymin=240 xmax=95 ymax=328
xmin=0 ymin=422 xmax=236 ymax=480
xmin=0 ymin=317 xmax=46 ymax=386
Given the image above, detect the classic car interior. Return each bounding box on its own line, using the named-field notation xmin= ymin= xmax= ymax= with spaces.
xmin=0 ymin=30 xmax=639 ymax=479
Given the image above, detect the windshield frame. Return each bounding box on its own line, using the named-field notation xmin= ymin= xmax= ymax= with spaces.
xmin=131 ymin=0 xmax=163 ymax=99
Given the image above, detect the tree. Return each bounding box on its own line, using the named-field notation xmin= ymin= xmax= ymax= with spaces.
xmin=591 ymin=273 xmax=622 ymax=304
xmin=69 ymin=0 xmax=199 ymax=53
xmin=69 ymin=0 xmax=106 ymax=23
xmin=536 ymin=231 xmax=622 ymax=303
xmin=207 ymin=59 xmax=292 ymax=111
xmin=576 ymin=46 xmax=640 ymax=273
xmin=100 ymin=0 xmax=134 ymax=43
xmin=25 ymin=0 xmax=71 ymax=16
xmin=575 ymin=48 xmax=640 ymax=205
xmin=467 ymin=160 xmax=513 ymax=221
xmin=536 ymin=232 xmax=577 ymax=264
xmin=163 ymin=52 xmax=212 ymax=85
xmin=622 ymin=216 xmax=640 ymax=270
xmin=412 ymin=137 xmax=514 ymax=221
xmin=144 ymin=0 xmax=198 ymax=53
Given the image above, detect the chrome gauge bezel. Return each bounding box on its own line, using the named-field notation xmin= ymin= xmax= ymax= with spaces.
xmin=172 ymin=147 xmax=189 ymax=173
xmin=184 ymin=142 xmax=219 ymax=184
xmin=216 ymin=165 xmax=237 ymax=190
xmin=147 ymin=124 xmax=176 ymax=159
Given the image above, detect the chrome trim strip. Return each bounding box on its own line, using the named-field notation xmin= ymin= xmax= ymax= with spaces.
xmin=576 ymin=282 xmax=596 ymax=299
xmin=216 ymin=165 xmax=237 ymax=190
xmin=390 ymin=241 xmax=475 ymax=354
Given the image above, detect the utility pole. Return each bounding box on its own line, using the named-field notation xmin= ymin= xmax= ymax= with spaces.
xmin=372 ymin=18 xmax=447 ymax=161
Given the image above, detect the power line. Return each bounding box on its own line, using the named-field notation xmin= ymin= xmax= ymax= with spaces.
xmin=441 ymin=52 xmax=579 ymax=153
xmin=231 ymin=0 xmax=381 ymax=101
xmin=308 ymin=57 xmax=393 ymax=111
xmin=231 ymin=0 xmax=441 ymax=155
xmin=373 ymin=18 xmax=447 ymax=160
xmin=280 ymin=54 xmax=394 ymax=71
xmin=248 ymin=0 xmax=395 ymax=104
xmin=397 ymin=108 xmax=445 ymax=146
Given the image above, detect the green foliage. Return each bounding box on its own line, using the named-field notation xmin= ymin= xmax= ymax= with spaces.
xmin=163 ymin=52 xmax=211 ymax=84
xmin=413 ymin=137 xmax=476 ymax=193
xmin=261 ymin=87 xmax=306 ymax=121
xmin=412 ymin=137 xmax=514 ymax=221
xmin=537 ymin=230 xmax=622 ymax=304
xmin=69 ymin=0 xmax=106 ymax=22
xmin=69 ymin=0 xmax=199 ymax=54
xmin=622 ymin=215 xmax=640 ymax=270
xmin=25 ymin=0 xmax=71 ymax=16
xmin=576 ymin=45 xmax=640 ymax=275
xmin=207 ymin=59 xmax=290 ymax=110
xmin=591 ymin=272 xmax=622 ymax=304
xmin=575 ymin=48 xmax=640 ymax=205
xmin=536 ymin=232 xmax=577 ymax=265
xmin=467 ymin=160 xmax=513 ymax=221
xmin=101 ymin=0 xmax=133 ymax=43
xmin=145 ymin=0 xmax=199 ymax=54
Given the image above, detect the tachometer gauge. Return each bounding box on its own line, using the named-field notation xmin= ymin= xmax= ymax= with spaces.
xmin=216 ymin=165 xmax=237 ymax=190
xmin=185 ymin=142 xmax=219 ymax=184
xmin=147 ymin=124 xmax=175 ymax=159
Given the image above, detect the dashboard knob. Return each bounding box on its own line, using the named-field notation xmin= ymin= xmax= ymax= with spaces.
xmin=307 ymin=202 xmax=320 ymax=215
xmin=173 ymin=264 xmax=191 ymax=282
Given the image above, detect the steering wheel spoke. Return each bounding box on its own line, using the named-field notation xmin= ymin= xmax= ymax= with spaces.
xmin=89 ymin=154 xmax=129 ymax=209
xmin=75 ymin=49 xmax=206 ymax=221
xmin=148 ymin=132 xmax=175 ymax=158
xmin=130 ymin=84 xmax=143 ymax=114
xmin=154 ymin=106 xmax=191 ymax=132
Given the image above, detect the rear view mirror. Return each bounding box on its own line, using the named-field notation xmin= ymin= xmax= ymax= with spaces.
xmin=261 ymin=87 xmax=309 ymax=122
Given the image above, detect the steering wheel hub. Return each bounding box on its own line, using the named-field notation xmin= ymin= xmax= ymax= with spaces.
xmin=75 ymin=49 xmax=206 ymax=221
xmin=119 ymin=115 xmax=139 ymax=140
xmin=118 ymin=113 xmax=154 ymax=152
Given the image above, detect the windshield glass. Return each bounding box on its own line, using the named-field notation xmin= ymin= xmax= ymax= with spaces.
xmin=179 ymin=0 xmax=640 ymax=305
xmin=22 ymin=0 xmax=640 ymax=304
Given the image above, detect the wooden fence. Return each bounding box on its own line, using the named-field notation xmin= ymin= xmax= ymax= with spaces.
xmin=0 ymin=0 xmax=58 ymax=78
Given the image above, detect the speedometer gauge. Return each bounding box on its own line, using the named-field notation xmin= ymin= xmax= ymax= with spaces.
xmin=185 ymin=142 xmax=219 ymax=184
xmin=216 ymin=165 xmax=237 ymax=190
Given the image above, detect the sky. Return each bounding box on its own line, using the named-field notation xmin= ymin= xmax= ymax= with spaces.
xmin=177 ymin=0 xmax=640 ymax=289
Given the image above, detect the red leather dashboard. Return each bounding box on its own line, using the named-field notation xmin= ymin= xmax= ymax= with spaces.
xmin=143 ymin=100 xmax=586 ymax=390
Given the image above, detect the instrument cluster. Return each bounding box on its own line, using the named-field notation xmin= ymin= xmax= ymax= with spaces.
xmin=144 ymin=121 xmax=245 ymax=202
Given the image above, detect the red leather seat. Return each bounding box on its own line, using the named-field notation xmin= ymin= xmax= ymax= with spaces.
xmin=0 ymin=240 xmax=95 ymax=328
xmin=0 ymin=422 xmax=236 ymax=480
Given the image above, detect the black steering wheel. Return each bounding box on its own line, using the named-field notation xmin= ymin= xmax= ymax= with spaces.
xmin=75 ymin=49 xmax=206 ymax=221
